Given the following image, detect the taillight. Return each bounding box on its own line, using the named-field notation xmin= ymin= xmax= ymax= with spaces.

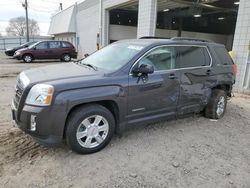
xmin=233 ymin=64 xmax=237 ymax=76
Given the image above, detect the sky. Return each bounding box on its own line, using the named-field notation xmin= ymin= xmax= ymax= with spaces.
xmin=0 ymin=0 xmax=81 ymax=36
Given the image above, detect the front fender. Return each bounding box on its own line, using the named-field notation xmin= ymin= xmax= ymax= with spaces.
xmin=53 ymin=85 xmax=127 ymax=136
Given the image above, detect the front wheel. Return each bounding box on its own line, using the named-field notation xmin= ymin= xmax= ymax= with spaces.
xmin=66 ymin=104 xmax=115 ymax=154
xmin=205 ymin=89 xmax=227 ymax=119
xmin=23 ymin=54 xmax=33 ymax=63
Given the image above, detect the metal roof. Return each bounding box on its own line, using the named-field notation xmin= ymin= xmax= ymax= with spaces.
xmin=48 ymin=5 xmax=76 ymax=35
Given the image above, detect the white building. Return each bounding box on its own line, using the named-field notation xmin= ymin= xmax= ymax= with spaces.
xmin=48 ymin=0 xmax=250 ymax=94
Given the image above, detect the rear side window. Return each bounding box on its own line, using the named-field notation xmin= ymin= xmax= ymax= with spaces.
xmin=176 ymin=46 xmax=210 ymax=68
xmin=214 ymin=46 xmax=234 ymax=65
xmin=62 ymin=42 xmax=73 ymax=48
xmin=49 ymin=41 xmax=61 ymax=49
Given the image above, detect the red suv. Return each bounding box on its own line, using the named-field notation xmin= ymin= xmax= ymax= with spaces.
xmin=13 ymin=40 xmax=77 ymax=63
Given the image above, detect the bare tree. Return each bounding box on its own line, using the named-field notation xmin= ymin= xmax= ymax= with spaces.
xmin=6 ymin=16 xmax=40 ymax=36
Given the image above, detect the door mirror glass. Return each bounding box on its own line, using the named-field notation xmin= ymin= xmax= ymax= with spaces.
xmin=133 ymin=64 xmax=154 ymax=75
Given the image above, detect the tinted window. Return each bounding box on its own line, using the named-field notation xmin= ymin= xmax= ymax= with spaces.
xmin=36 ymin=42 xmax=48 ymax=49
xmin=49 ymin=41 xmax=61 ymax=49
xmin=214 ymin=46 xmax=234 ymax=65
xmin=177 ymin=46 xmax=210 ymax=68
xmin=138 ymin=47 xmax=176 ymax=71
xmin=62 ymin=42 xmax=72 ymax=48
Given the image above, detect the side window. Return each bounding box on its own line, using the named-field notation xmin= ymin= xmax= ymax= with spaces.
xmin=176 ymin=46 xmax=210 ymax=68
xmin=138 ymin=46 xmax=176 ymax=71
xmin=214 ymin=46 xmax=234 ymax=65
xmin=49 ymin=41 xmax=61 ymax=49
xmin=62 ymin=42 xmax=72 ymax=48
xmin=36 ymin=42 xmax=48 ymax=49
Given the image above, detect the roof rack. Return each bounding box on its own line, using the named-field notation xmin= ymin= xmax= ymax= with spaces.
xmin=171 ymin=37 xmax=213 ymax=43
xmin=139 ymin=36 xmax=170 ymax=39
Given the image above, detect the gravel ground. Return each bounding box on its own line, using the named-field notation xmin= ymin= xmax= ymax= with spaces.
xmin=0 ymin=52 xmax=250 ymax=188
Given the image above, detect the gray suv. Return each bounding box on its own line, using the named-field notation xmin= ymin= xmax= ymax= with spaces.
xmin=11 ymin=38 xmax=237 ymax=154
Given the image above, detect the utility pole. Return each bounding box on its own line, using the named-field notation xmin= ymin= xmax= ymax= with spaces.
xmin=22 ymin=0 xmax=29 ymax=42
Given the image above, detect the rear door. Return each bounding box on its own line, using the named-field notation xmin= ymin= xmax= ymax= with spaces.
xmin=127 ymin=46 xmax=180 ymax=124
xmin=48 ymin=41 xmax=62 ymax=59
xmin=176 ymin=46 xmax=212 ymax=115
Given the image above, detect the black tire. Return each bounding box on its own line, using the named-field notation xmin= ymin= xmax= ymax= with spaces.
xmin=205 ymin=89 xmax=227 ymax=119
xmin=66 ymin=104 xmax=115 ymax=154
xmin=62 ymin=54 xmax=71 ymax=62
xmin=22 ymin=54 xmax=33 ymax=63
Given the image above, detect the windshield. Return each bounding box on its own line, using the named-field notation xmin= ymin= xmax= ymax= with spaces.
xmin=28 ymin=41 xmax=40 ymax=49
xmin=80 ymin=43 xmax=144 ymax=71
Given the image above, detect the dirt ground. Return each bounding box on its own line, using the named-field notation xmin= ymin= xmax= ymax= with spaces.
xmin=0 ymin=52 xmax=250 ymax=188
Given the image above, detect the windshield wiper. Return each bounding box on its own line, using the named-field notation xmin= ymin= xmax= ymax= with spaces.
xmin=80 ymin=63 xmax=98 ymax=71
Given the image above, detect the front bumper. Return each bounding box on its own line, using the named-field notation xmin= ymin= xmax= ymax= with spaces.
xmin=5 ymin=50 xmax=14 ymax=56
xmin=13 ymin=54 xmax=22 ymax=60
xmin=11 ymin=101 xmax=64 ymax=146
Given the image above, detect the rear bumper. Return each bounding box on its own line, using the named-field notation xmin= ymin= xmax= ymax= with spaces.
xmin=71 ymin=52 xmax=77 ymax=59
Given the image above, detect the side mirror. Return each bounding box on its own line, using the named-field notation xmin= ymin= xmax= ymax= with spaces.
xmin=133 ymin=64 xmax=154 ymax=75
xmin=33 ymin=47 xmax=36 ymax=50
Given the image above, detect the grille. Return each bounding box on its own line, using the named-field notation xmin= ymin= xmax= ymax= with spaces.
xmin=13 ymin=78 xmax=24 ymax=109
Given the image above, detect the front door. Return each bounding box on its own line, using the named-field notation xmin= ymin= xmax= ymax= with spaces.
xmin=127 ymin=46 xmax=180 ymax=125
xmin=32 ymin=41 xmax=49 ymax=59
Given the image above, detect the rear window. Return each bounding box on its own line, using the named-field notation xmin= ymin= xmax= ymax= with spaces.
xmin=62 ymin=42 xmax=73 ymax=48
xmin=176 ymin=46 xmax=211 ymax=68
xmin=214 ymin=46 xmax=234 ymax=65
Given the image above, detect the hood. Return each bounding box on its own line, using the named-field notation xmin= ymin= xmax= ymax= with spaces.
xmin=17 ymin=47 xmax=29 ymax=52
xmin=22 ymin=62 xmax=102 ymax=84
xmin=8 ymin=46 xmax=26 ymax=51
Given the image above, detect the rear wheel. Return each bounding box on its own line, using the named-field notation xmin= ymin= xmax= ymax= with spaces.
xmin=205 ymin=89 xmax=227 ymax=119
xmin=23 ymin=54 xmax=33 ymax=63
xmin=62 ymin=54 xmax=71 ymax=62
xmin=66 ymin=104 xmax=115 ymax=154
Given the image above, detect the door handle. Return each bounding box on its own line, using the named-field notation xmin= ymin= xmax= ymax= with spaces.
xmin=168 ymin=73 xmax=177 ymax=79
xmin=206 ymin=69 xmax=211 ymax=75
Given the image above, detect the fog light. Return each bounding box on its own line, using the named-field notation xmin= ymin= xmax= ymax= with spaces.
xmin=30 ymin=115 xmax=37 ymax=131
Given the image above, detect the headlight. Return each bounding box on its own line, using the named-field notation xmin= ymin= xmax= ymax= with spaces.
xmin=26 ymin=84 xmax=54 ymax=106
xmin=15 ymin=51 xmax=21 ymax=55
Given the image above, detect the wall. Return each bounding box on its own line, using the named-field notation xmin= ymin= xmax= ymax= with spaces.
xmin=232 ymin=0 xmax=250 ymax=94
xmin=109 ymin=24 xmax=234 ymax=49
xmin=54 ymin=33 xmax=76 ymax=47
xmin=76 ymin=0 xmax=99 ymax=58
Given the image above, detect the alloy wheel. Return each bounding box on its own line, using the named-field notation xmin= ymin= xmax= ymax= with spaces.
xmin=76 ymin=115 xmax=109 ymax=148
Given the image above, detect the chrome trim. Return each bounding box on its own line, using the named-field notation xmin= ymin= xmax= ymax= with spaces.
xmin=132 ymin=108 xmax=145 ymax=112
xmin=129 ymin=44 xmax=213 ymax=75
xmin=19 ymin=72 xmax=30 ymax=88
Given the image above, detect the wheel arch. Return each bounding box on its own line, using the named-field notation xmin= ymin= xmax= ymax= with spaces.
xmin=212 ymin=84 xmax=232 ymax=97
xmin=63 ymin=100 xmax=120 ymax=139
xmin=22 ymin=53 xmax=34 ymax=59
